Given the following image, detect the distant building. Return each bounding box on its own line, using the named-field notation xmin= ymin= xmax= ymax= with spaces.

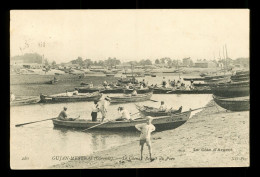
xmin=182 ymin=57 xmax=193 ymax=67
xmin=233 ymin=58 xmax=249 ymax=68
xmin=10 ymin=53 xmax=44 ymax=69
xmin=194 ymin=61 xmax=217 ymax=68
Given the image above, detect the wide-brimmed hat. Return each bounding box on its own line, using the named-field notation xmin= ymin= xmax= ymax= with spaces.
xmin=146 ymin=116 xmax=153 ymax=121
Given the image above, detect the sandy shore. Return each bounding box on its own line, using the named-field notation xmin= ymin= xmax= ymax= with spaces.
xmin=51 ymin=100 xmax=249 ymax=169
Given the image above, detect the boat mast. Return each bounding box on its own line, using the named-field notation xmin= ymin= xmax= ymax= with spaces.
xmin=225 ymin=44 xmax=228 ymax=70
xmin=219 ymin=50 xmax=222 ymax=70
xmin=223 ymin=45 xmax=226 ymax=75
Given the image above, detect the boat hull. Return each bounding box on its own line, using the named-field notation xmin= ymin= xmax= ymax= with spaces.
xmin=213 ymin=96 xmax=250 ymax=111
xmin=211 ymin=81 xmax=250 ymax=98
xmin=152 ymin=88 xmax=212 ymax=94
xmin=123 ymin=88 xmax=152 ymax=94
xmin=52 ymin=111 xmax=191 ymax=131
xmin=10 ymin=96 xmax=40 ymax=106
xmin=40 ymin=92 xmax=102 ymax=103
xmin=109 ymin=92 xmax=153 ymax=103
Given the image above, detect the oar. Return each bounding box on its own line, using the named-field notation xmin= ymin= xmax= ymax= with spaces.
xmin=82 ymin=121 xmax=111 ymax=131
xmin=15 ymin=115 xmax=81 ymax=127
xmin=15 ymin=118 xmax=56 ymax=127
xmin=130 ymin=112 xmax=139 ymax=116
xmin=150 ymin=99 xmax=159 ymax=102
xmin=168 ymin=105 xmax=216 ymax=117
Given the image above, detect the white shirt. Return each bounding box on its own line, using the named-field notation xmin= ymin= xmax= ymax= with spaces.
xmin=92 ymin=104 xmax=99 ymax=112
xmin=135 ymin=123 xmax=156 ymax=140
xmin=98 ymin=99 xmax=110 ymax=111
xmin=119 ymin=109 xmax=131 ymax=119
xmin=159 ymin=104 xmax=167 ymax=111
xmin=66 ymin=92 xmax=73 ymax=96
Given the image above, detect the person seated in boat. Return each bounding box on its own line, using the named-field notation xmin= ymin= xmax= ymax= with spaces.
xmin=116 ymin=107 xmax=133 ymax=121
xmin=103 ymin=80 xmax=108 ymax=88
xmin=10 ymin=92 xmax=15 ymax=102
xmin=171 ymin=79 xmax=176 ymax=87
xmin=66 ymin=90 xmax=73 ymax=96
xmin=135 ymin=116 xmax=156 ymax=161
xmin=89 ymin=82 xmax=94 ymax=88
xmin=140 ymin=84 xmax=144 ymax=90
xmin=73 ymin=90 xmax=79 ymax=95
xmin=131 ymin=89 xmax=138 ymax=96
xmin=159 ymin=101 xmax=167 ymax=112
xmin=176 ymin=82 xmax=181 ymax=89
xmin=58 ymin=107 xmax=68 ymax=120
xmin=91 ymin=100 xmax=99 ymax=122
xmin=98 ymin=95 xmax=111 ymax=122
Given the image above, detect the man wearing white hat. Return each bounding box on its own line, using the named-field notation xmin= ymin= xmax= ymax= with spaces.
xmin=135 ymin=116 xmax=156 ymax=162
xmin=98 ymin=95 xmax=111 ymax=122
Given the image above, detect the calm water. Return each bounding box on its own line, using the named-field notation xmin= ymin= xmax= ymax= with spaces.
xmin=10 ymin=93 xmax=212 ymax=168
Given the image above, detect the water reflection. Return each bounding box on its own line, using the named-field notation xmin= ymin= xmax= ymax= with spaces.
xmin=11 ymin=94 xmax=212 ymax=168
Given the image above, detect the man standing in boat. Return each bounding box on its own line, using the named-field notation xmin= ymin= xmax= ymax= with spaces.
xmin=91 ymin=100 xmax=99 ymax=122
xmin=135 ymin=116 xmax=156 ymax=162
xmin=98 ymin=94 xmax=111 ymax=122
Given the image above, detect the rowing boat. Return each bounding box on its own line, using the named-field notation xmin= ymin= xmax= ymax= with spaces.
xmin=40 ymin=91 xmax=102 ymax=103
xmin=123 ymin=87 xmax=152 ymax=94
xmin=75 ymin=87 xmax=101 ymax=93
xmin=210 ymin=81 xmax=249 ymax=98
xmin=135 ymin=104 xmax=182 ymax=117
xmin=213 ymin=95 xmax=250 ymax=111
xmin=52 ymin=110 xmax=191 ymax=131
xmin=152 ymin=87 xmax=212 ymax=94
xmin=10 ymin=96 xmax=40 ymax=106
xmin=109 ymin=92 xmax=153 ymax=103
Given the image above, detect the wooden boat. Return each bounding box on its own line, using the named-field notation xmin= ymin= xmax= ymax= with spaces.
xmin=204 ymin=76 xmax=231 ymax=84
xmin=106 ymin=74 xmax=115 ymax=77
xmin=235 ymin=70 xmax=249 ymax=76
xmin=117 ymin=78 xmax=139 ymax=84
xmin=151 ymin=74 xmax=156 ymax=77
xmin=52 ymin=110 xmax=191 ymax=131
xmin=203 ymin=73 xmax=232 ymax=80
xmin=44 ymin=80 xmax=57 ymax=84
xmin=152 ymin=87 xmax=212 ymax=94
xmin=75 ymin=87 xmax=101 ymax=93
xmin=213 ymin=95 xmax=250 ymax=111
xmin=109 ymin=92 xmax=153 ymax=103
xmin=210 ymin=81 xmax=249 ymax=98
xmin=193 ymin=83 xmax=210 ymax=87
xmin=135 ymin=104 xmax=182 ymax=117
xmin=10 ymin=96 xmax=40 ymax=106
xmin=230 ymin=75 xmax=249 ymax=82
xmin=123 ymin=87 xmax=152 ymax=94
xmin=100 ymin=87 xmax=125 ymax=94
xmin=183 ymin=77 xmax=206 ymax=81
xmin=40 ymin=91 xmax=102 ymax=103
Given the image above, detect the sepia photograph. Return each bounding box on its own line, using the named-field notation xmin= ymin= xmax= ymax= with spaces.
xmin=10 ymin=9 xmax=249 ymax=169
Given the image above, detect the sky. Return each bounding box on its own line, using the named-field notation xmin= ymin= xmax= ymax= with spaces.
xmin=10 ymin=10 xmax=249 ymax=64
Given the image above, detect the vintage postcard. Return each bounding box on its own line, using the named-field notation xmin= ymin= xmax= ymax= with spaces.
xmin=10 ymin=9 xmax=249 ymax=169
